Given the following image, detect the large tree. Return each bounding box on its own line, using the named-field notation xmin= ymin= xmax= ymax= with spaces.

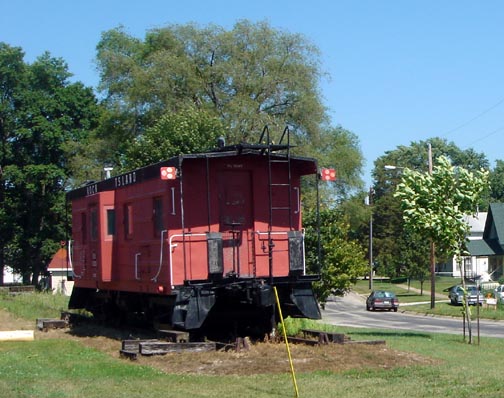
xmin=0 ymin=43 xmax=100 ymax=284
xmin=95 ymin=21 xmax=331 ymax=167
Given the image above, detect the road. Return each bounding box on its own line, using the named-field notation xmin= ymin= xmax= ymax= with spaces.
xmin=321 ymin=292 xmax=504 ymax=339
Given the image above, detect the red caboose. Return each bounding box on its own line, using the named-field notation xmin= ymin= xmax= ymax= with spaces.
xmin=67 ymin=140 xmax=321 ymax=337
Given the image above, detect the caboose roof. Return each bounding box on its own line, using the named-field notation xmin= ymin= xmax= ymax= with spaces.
xmin=66 ymin=144 xmax=318 ymax=201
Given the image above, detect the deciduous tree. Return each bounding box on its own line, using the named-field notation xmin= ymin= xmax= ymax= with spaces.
xmin=0 ymin=43 xmax=100 ymax=284
xmin=395 ymin=155 xmax=488 ymax=343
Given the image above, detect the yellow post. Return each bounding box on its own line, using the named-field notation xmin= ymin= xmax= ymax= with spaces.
xmin=273 ymin=286 xmax=299 ymax=398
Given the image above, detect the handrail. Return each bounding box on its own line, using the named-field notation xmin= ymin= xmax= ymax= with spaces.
xmin=170 ymin=187 xmax=176 ymax=215
xmin=151 ymin=230 xmax=167 ymax=282
xmin=293 ymin=187 xmax=300 ymax=214
xmin=134 ymin=253 xmax=141 ymax=280
xmin=68 ymin=239 xmax=85 ymax=279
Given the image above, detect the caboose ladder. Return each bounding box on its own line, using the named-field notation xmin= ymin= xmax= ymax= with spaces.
xmin=260 ymin=126 xmax=294 ymax=279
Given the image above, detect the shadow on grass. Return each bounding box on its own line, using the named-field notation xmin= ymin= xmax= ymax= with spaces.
xmin=65 ymin=313 xmax=156 ymax=341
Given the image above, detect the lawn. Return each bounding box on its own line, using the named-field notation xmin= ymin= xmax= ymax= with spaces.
xmin=1 ymin=290 xmax=503 ymax=398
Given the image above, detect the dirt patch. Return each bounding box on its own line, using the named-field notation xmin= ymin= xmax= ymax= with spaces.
xmin=124 ymin=341 xmax=436 ymax=375
xmin=0 ymin=310 xmax=437 ymax=375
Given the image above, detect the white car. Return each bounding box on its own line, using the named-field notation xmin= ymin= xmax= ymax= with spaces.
xmin=494 ymin=285 xmax=504 ymax=303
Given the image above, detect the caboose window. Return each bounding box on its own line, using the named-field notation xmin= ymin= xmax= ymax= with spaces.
xmin=106 ymin=209 xmax=116 ymax=236
xmin=153 ymin=197 xmax=164 ymax=235
xmin=90 ymin=207 xmax=98 ymax=241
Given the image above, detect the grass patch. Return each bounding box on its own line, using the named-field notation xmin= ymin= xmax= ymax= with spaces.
xmin=0 ymin=291 xmax=69 ymax=320
xmin=1 ymin=291 xmax=504 ymax=397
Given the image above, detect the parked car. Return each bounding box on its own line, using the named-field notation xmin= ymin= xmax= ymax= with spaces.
xmin=494 ymin=285 xmax=504 ymax=303
xmin=446 ymin=285 xmax=484 ymax=305
xmin=366 ymin=290 xmax=399 ymax=312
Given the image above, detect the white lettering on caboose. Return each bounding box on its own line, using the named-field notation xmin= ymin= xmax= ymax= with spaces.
xmin=86 ymin=184 xmax=98 ymax=196
xmin=114 ymin=171 xmax=137 ymax=188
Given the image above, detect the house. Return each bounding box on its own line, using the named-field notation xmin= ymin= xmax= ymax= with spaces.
xmin=466 ymin=203 xmax=504 ymax=282
xmin=2 ymin=265 xmax=22 ymax=284
xmin=47 ymin=248 xmax=74 ymax=295
xmin=437 ymin=211 xmax=488 ymax=279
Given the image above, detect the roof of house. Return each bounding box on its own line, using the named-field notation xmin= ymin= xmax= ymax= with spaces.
xmin=47 ymin=248 xmax=71 ymax=270
xmin=467 ymin=203 xmax=504 ymax=256
xmin=464 ymin=212 xmax=487 ymax=234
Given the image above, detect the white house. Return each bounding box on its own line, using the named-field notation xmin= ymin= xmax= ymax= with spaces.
xmin=2 ymin=265 xmax=22 ymax=284
xmin=437 ymin=211 xmax=489 ymax=280
xmin=47 ymin=248 xmax=74 ymax=295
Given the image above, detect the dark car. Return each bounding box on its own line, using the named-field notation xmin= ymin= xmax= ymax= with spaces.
xmin=366 ymin=290 xmax=399 ymax=312
xmin=446 ymin=285 xmax=484 ymax=305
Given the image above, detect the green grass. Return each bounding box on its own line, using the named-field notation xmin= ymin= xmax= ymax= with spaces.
xmin=1 ymin=292 xmax=504 ymax=397
xmin=0 ymin=291 xmax=69 ymax=320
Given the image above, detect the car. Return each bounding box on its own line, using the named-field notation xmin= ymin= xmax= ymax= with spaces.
xmin=494 ymin=285 xmax=504 ymax=303
xmin=366 ymin=290 xmax=399 ymax=312
xmin=446 ymin=285 xmax=484 ymax=305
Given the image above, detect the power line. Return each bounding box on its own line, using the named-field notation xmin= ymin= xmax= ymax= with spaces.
xmin=442 ymin=96 xmax=504 ymax=137
xmin=466 ymin=125 xmax=504 ymax=147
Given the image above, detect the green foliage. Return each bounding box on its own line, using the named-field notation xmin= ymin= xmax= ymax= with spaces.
xmin=489 ymin=159 xmax=504 ymax=202
xmin=95 ymin=21 xmax=365 ymax=200
xmin=371 ymin=139 xmax=490 ymax=280
xmin=0 ymin=42 xmax=100 ymax=282
xmin=123 ymin=106 xmax=225 ymax=169
xmin=395 ymin=155 xmax=488 ymax=260
xmin=304 ymin=208 xmax=368 ymax=304
xmin=96 ymin=21 xmax=325 ymax=149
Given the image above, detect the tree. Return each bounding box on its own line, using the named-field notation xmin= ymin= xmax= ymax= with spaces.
xmin=95 ymin=21 xmax=328 ymax=167
xmin=0 ymin=43 xmax=26 ymax=284
xmin=370 ymin=138 xmax=490 ymax=281
xmin=489 ymin=159 xmax=504 ymax=202
xmin=0 ymin=43 xmax=100 ymax=284
xmin=123 ymin=106 xmax=225 ymax=169
xmin=395 ymin=155 xmax=488 ymax=343
xmin=304 ymin=207 xmax=368 ymax=305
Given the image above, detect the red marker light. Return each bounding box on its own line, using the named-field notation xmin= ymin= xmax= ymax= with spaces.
xmin=160 ymin=166 xmax=177 ymax=180
xmin=320 ymin=168 xmax=336 ymax=181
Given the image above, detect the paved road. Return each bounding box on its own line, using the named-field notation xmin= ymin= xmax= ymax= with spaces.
xmin=321 ymin=292 xmax=504 ymax=339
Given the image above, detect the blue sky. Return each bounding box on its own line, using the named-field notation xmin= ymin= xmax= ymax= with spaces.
xmin=3 ymin=1 xmax=504 ymax=187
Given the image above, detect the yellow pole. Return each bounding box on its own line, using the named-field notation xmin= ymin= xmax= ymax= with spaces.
xmin=273 ymin=286 xmax=299 ymax=398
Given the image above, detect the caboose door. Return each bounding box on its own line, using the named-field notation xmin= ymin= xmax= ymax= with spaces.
xmin=217 ymin=170 xmax=255 ymax=278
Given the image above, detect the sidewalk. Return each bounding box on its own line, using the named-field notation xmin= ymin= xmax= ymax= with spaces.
xmin=395 ymin=284 xmax=450 ymax=306
xmin=396 ymin=284 xmax=447 ymax=299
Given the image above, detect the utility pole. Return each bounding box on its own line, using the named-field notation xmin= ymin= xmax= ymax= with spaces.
xmin=368 ymin=187 xmax=374 ymax=290
xmin=428 ymin=143 xmax=436 ymax=309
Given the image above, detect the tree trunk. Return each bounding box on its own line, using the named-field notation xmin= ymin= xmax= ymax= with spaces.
xmin=459 ymin=260 xmax=473 ymax=344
